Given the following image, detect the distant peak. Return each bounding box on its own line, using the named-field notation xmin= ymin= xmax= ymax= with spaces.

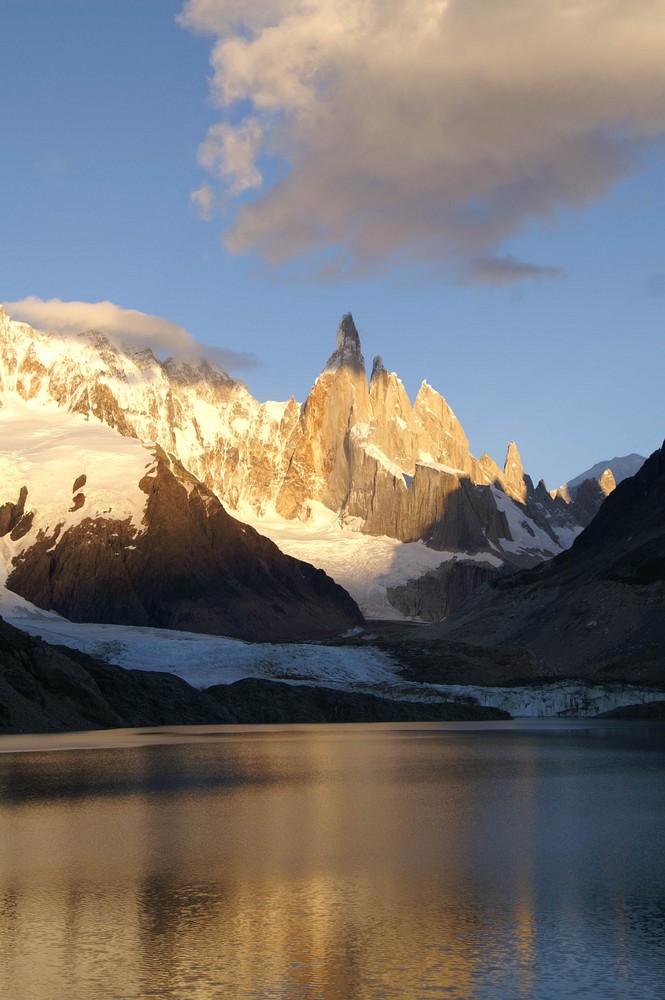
xmin=162 ymin=355 xmax=233 ymax=387
xmin=324 ymin=313 xmax=365 ymax=373
xmin=505 ymin=440 xmax=522 ymax=464
xmin=370 ymin=355 xmax=386 ymax=382
xmin=504 ymin=440 xmax=525 ymax=479
xmin=78 ymin=329 xmax=117 ymax=352
xmin=598 ymin=467 xmax=617 ymax=496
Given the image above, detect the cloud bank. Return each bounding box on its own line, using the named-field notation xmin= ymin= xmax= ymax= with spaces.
xmin=3 ymin=298 xmax=260 ymax=371
xmin=179 ymin=0 xmax=665 ymax=282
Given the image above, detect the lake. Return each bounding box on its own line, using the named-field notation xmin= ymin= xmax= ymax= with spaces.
xmin=0 ymin=721 xmax=663 ymax=999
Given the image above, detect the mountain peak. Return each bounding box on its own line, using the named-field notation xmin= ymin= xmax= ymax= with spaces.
xmin=370 ymin=355 xmax=386 ymax=382
xmin=324 ymin=313 xmax=365 ymax=373
xmin=503 ymin=440 xmax=526 ymax=500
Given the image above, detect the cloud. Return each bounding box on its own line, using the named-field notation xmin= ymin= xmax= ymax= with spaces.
xmin=198 ymin=120 xmax=264 ymax=195
xmin=460 ymin=255 xmax=567 ymax=286
xmin=190 ymin=182 xmax=215 ymax=220
xmin=179 ymin=0 xmax=665 ymax=281
xmin=3 ymin=297 xmax=260 ymax=372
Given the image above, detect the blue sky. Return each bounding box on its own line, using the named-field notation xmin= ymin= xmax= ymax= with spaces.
xmin=1 ymin=0 xmax=663 ymax=488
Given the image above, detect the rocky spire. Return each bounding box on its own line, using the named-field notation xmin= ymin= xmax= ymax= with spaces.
xmin=598 ymin=467 xmax=617 ymax=496
xmin=370 ymin=355 xmax=386 ymax=383
xmin=324 ymin=313 xmax=365 ymax=373
xmin=503 ymin=440 xmax=527 ymax=502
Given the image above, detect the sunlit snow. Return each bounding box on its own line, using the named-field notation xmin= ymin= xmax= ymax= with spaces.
xmin=0 ymin=397 xmax=153 ymax=585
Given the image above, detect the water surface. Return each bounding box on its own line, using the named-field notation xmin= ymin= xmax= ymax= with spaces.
xmin=0 ymin=720 xmax=663 ymax=999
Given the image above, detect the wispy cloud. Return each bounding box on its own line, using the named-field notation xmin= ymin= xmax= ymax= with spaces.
xmin=460 ymin=255 xmax=567 ymax=286
xmin=3 ymin=297 xmax=260 ymax=372
xmin=179 ymin=0 xmax=665 ymax=282
xmin=190 ymin=182 xmax=216 ymax=221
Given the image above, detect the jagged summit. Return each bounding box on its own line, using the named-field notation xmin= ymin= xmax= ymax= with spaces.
xmin=503 ymin=441 xmax=527 ymax=503
xmin=162 ymin=356 xmax=233 ymax=387
xmin=370 ymin=355 xmax=386 ymax=382
xmin=325 ymin=313 xmax=365 ymax=373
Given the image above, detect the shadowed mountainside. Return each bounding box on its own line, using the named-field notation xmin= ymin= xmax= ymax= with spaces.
xmin=407 ymin=441 xmax=665 ymax=683
xmin=5 ymin=448 xmax=363 ymax=642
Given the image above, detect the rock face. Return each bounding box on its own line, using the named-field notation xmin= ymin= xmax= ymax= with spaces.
xmin=271 ymin=315 xmax=580 ymax=581
xmin=417 ymin=441 xmax=665 ymax=682
xmin=387 ymin=559 xmax=507 ymax=621
xmin=0 ymin=304 xmax=615 ymax=622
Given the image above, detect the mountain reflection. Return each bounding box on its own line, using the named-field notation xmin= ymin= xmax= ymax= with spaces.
xmin=0 ymin=724 xmax=663 ymax=999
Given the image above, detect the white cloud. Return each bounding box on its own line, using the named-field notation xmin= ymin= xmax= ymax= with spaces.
xmin=3 ymin=297 xmax=260 ymax=371
xmin=190 ymin=182 xmax=215 ymax=220
xmin=198 ymin=119 xmax=264 ymax=195
xmin=179 ymin=0 xmax=665 ymax=281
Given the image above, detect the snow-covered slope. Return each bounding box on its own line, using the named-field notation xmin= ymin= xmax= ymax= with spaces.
xmin=0 ymin=303 xmax=300 ymax=516
xmin=241 ymin=503 xmax=504 ymax=619
xmin=0 ymin=396 xmax=155 ymax=588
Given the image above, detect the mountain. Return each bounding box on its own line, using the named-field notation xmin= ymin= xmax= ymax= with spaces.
xmin=414 ymin=441 xmax=665 ymax=682
xmin=561 ymin=454 xmax=646 ymax=496
xmin=549 ymin=453 xmax=646 ymax=528
xmin=0 ymin=397 xmax=362 ymax=641
xmin=0 ymin=304 xmax=619 ymax=621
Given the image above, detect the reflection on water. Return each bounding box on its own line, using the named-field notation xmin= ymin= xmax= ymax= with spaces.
xmin=0 ymin=722 xmax=663 ymax=999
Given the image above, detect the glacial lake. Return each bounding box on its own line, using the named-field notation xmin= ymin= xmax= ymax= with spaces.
xmin=0 ymin=721 xmax=663 ymax=1000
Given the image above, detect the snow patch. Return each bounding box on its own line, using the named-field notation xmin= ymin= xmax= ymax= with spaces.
xmin=416 ymin=460 xmax=465 ymax=476
xmin=239 ymin=505 xmax=468 ymax=619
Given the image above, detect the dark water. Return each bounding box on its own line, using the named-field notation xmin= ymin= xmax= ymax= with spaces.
xmin=0 ymin=721 xmax=663 ymax=999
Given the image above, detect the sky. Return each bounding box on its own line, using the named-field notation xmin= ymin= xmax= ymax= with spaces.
xmin=1 ymin=0 xmax=663 ymax=489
